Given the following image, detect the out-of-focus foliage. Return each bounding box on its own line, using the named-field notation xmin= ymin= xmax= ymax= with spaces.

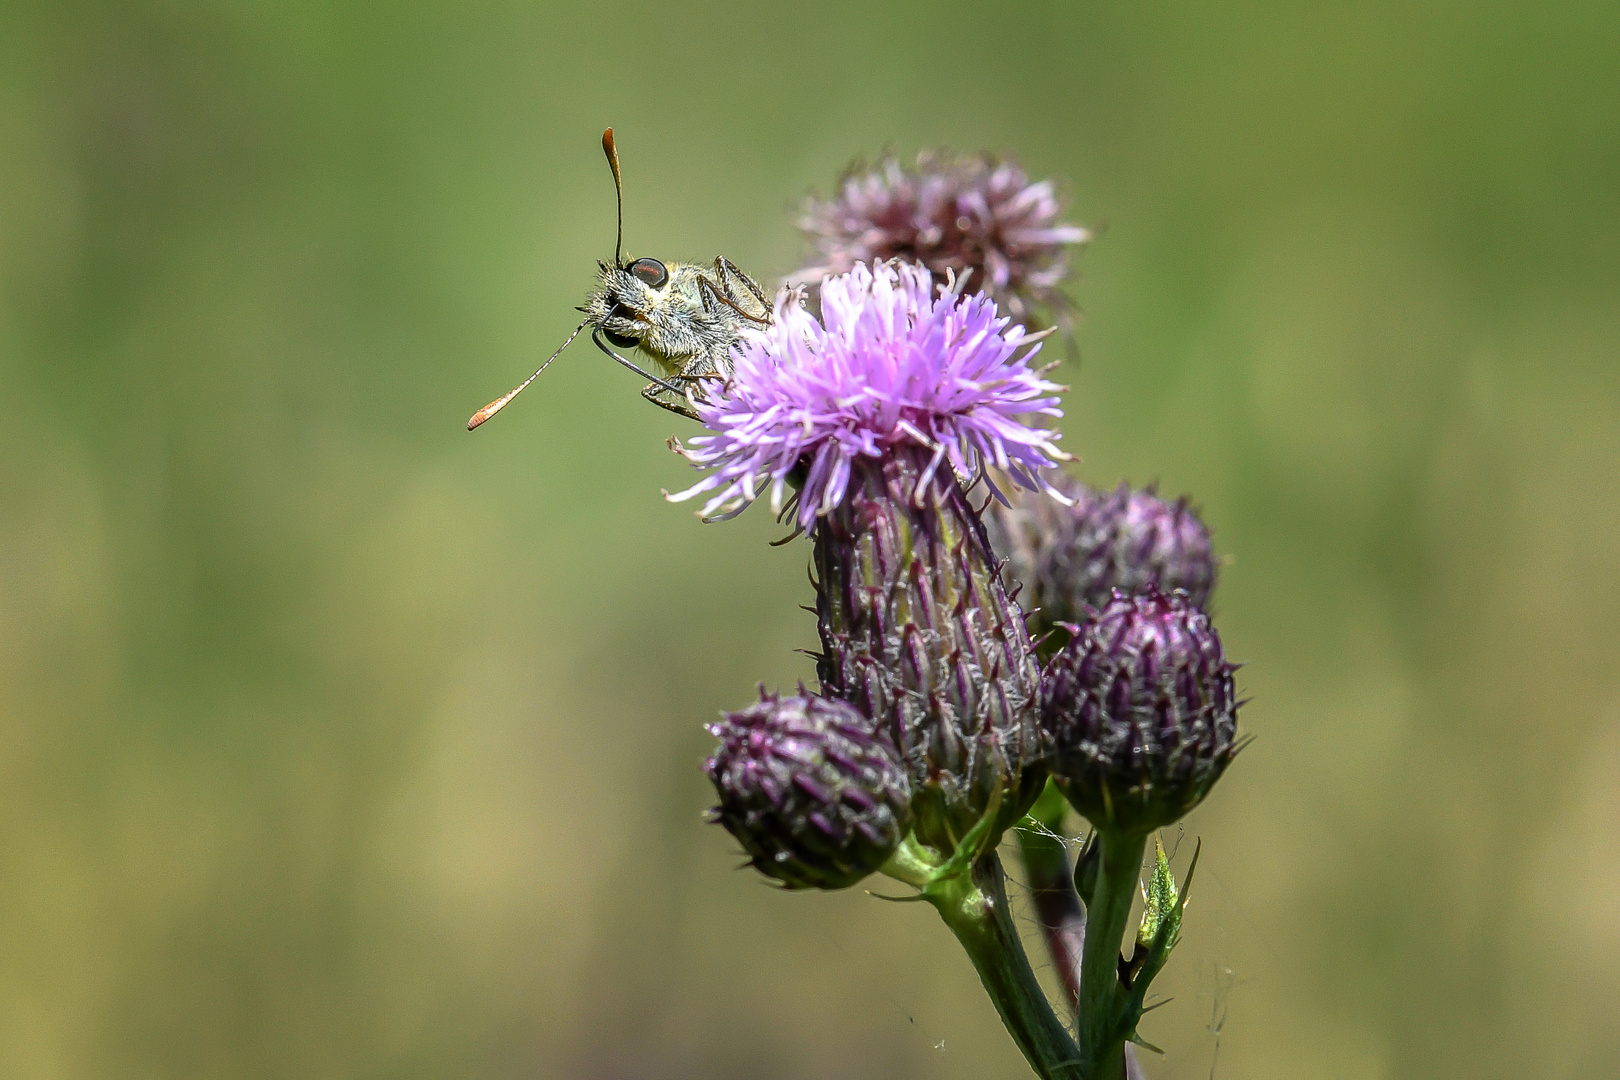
xmin=1 ymin=2 xmax=1617 ymax=1078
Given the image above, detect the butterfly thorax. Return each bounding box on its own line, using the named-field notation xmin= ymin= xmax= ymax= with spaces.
xmin=581 ymin=260 xmax=757 ymax=382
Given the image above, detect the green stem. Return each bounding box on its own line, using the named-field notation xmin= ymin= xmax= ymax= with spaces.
xmin=1076 ymin=829 xmax=1148 ymax=1080
xmin=928 ymin=852 xmax=1086 ymax=1079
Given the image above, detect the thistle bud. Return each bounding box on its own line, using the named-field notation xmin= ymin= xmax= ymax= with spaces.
xmin=705 ymin=690 xmax=912 ymax=890
xmin=1040 ymin=588 xmax=1239 ymax=835
xmin=986 ymin=476 xmax=1216 ymax=641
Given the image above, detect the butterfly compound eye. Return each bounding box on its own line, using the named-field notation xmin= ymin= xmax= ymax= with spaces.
xmin=628 ymin=258 xmax=669 ymax=288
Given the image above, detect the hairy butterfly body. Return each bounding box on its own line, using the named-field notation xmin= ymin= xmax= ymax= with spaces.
xmin=468 ymin=129 xmax=771 ymax=430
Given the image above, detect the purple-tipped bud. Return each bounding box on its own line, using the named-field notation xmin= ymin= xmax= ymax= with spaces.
xmin=705 ymin=691 xmax=912 ymax=890
xmin=1039 ymin=588 xmax=1239 ymax=835
xmin=986 ymin=476 xmax=1216 ymax=642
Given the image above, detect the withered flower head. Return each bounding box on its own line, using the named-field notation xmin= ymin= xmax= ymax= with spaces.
xmin=796 ymin=151 xmax=1090 ymax=331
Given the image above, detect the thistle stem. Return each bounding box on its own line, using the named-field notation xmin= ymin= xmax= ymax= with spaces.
xmin=1076 ymin=829 xmax=1148 ymax=1080
xmin=1015 ymin=787 xmax=1086 ymax=1011
xmin=927 ymin=852 xmax=1086 ymax=1079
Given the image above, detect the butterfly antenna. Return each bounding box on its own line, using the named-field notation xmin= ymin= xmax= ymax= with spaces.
xmin=466 ymin=320 xmax=588 ymax=430
xmin=603 ymin=128 xmax=624 ymax=269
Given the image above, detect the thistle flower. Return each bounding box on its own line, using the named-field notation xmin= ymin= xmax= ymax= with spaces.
xmin=673 ymin=261 xmax=1071 ymax=851
xmin=1040 ymin=588 xmax=1240 ymax=835
xmin=796 ymin=152 xmax=1090 ymax=330
xmin=985 ymin=475 xmax=1217 ymax=641
xmin=669 ymin=261 xmax=1068 ymax=529
xmin=705 ymin=690 xmax=912 ymax=890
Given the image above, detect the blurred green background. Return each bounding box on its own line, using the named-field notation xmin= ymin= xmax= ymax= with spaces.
xmin=2 ymin=2 xmax=1618 ymax=1077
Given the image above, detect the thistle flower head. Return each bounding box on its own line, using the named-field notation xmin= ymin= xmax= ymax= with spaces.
xmin=796 ymin=152 xmax=1090 ymax=329
xmin=986 ymin=475 xmax=1217 ymax=640
xmin=1040 ymin=587 xmax=1240 ymax=835
xmin=705 ymin=690 xmax=912 ymax=890
xmin=669 ymin=261 xmax=1068 ymax=528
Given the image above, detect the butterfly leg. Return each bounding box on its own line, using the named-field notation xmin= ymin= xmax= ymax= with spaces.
xmin=696 ymin=275 xmax=766 ymax=327
xmin=641 ymin=381 xmax=702 ymax=422
xmin=706 ymin=257 xmax=772 ymax=323
xmin=714 ymin=256 xmax=770 ymax=314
